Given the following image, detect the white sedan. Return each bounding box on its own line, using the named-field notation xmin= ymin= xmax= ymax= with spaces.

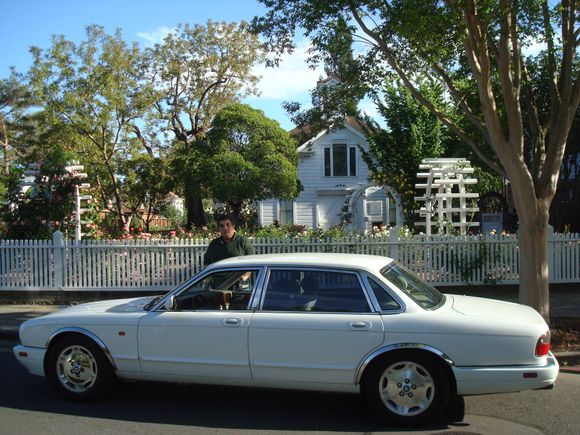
xmin=14 ymin=253 xmax=558 ymax=426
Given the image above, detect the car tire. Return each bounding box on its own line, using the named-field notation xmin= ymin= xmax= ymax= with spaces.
xmin=362 ymin=350 xmax=450 ymax=427
xmin=47 ymin=334 xmax=115 ymax=401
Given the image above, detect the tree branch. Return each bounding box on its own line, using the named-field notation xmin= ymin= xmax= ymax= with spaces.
xmin=541 ymin=0 xmax=561 ymax=116
xmin=461 ymin=0 xmax=507 ymax=152
xmin=431 ymin=63 xmax=490 ymax=145
xmin=496 ymin=0 xmax=524 ymax=151
xmin=348 ymin=0 xmax=505 ymax=176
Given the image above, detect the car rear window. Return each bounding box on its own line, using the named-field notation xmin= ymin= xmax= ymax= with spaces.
xmin=381 ymin=263 xmax=445 ymax=310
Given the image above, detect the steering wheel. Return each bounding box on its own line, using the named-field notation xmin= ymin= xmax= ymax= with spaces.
xmin=192 ymin=294 xmax=208 ymax=309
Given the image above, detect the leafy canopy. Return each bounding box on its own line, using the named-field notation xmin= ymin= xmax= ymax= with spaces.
xmin=202 ymin=103 xmax=299 ymax=218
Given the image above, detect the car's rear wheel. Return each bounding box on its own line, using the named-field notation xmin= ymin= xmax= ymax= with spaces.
xmin=362 ymin=351 xmax=450 ymax=427
xmin=47 ymin=335 xmax=114 ymax=401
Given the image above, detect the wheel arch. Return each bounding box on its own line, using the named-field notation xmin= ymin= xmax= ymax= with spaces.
xmin=355 ymin=343 xmax=457 ymax=392
xmin=44 ymin=327 xmax=117 ymax=375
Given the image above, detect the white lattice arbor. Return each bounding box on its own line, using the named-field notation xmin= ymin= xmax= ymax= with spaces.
xmin=414 ymin=158 xmax=479 ymax=235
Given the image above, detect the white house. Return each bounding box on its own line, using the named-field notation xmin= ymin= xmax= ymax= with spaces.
xmin=164 ymin=192 xmax=184 ymax=214
xmin=258 ymin=117 xmax=404 ymax=232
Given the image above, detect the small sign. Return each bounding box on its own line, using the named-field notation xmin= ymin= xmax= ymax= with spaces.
xmin=481 ymin=212 xmax=503 ymax=234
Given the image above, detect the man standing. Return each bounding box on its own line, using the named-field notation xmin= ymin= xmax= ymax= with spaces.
xmin=204 ymin=214 xmax=255 ymax=265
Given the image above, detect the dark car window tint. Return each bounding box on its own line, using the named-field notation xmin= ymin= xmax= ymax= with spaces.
xmin=263 ymin=269 xmax=370 ymax=313
xmin=367 ymin=277 xmax=401 ymax=311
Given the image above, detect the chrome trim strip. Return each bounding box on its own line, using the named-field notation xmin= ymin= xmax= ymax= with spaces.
xmin=46 ymin=327 xmax=117 ymax=370
xmin=354 ymin=343 xmax=454 ymax=385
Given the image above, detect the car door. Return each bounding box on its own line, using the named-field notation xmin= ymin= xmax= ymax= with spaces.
xmin=249 ymin=268 xmax=384 ymax=386
xmin=138 ymin=268 xmax=261 ymax=381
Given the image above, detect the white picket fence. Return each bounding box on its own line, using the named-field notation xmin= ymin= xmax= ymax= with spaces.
xmin=0 ymin=230 xmax=578 ymax=291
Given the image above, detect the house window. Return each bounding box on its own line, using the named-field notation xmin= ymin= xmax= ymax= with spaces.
xmin=324 ymin=144 xmax=357 ymax=177
xmin=279 ymin=200 xmax=294 ymax=225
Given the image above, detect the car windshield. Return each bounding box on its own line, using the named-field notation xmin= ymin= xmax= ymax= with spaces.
xmin=381 ymin=263 xmax=445 ymax=310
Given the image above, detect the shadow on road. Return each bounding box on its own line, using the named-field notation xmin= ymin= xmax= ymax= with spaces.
xmin=0 ymin=351 xmax=466 ymax=432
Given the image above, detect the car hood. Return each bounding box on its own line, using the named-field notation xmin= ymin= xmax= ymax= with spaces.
xmin=449 ymin=294 xmax=546 ymax=326
xmin=58 ymin=296 xmax=159 ymax=315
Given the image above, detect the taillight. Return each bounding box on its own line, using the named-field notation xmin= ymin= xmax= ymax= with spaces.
xmin=535 ymin=330 xmax=551 ymax=357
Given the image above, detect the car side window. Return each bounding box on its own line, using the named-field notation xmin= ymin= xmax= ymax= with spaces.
xmin=367 ymin=277 xmax=401 ymax=311
xmin=262 ymin=269 xmax=371 ymax=313
xmin=174 ymin=269 xmax=257 ymax=311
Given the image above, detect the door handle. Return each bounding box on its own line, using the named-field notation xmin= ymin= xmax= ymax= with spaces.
xmin=223 ymin=318 xmax=241 ymax=326
xmin=349 ymin=321 xmax=370 ymax=330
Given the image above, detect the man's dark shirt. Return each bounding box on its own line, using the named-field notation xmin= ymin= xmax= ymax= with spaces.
xmin=204 ymin=232 xmax=255 ymax=265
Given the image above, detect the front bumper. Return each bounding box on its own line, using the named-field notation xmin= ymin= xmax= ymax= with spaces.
xmin=454 ymin=352 xmax=559 ymax=396
xmin=13 ymin=344 xmax=47 ymax=377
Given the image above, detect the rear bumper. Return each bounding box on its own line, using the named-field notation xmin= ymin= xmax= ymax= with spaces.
xmin=454 ymin=352 xmax=559 ymax=395
xmin=13 ymin=344 xmax=46 ymax=377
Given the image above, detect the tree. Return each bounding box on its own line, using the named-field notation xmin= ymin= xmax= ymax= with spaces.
xmin=253 ymin=0 xmax=580 ymax=320
xmin=1 ymin=147 xmax=78 ymax=239
xmin=144 ymin=21 xmax=264 ymax=229
xmin=202 ymin=103 xmax=299 ymax=222
xmin=0 ymin=68 xmax=33 ymax=175
xmin=28 ymin=25 xmax=156 ymax=232
xmin=361 ymin=79 xmax=447 ymax=223
xmin=118 ymin=155 xmax=175 ymax=232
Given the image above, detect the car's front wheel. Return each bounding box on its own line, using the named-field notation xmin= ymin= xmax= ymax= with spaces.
xmin=47 ymin=335 xmax=114 ymax=401
xmin=362 ymin=350 xmax=450 ymax=427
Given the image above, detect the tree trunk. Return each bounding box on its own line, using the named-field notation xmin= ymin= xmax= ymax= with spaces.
xmin=1 ymin=118 xmax=9 ymax=175
xmin=184 ymin=178 xmax=206 ymax=229
xmin=230 ymin=201 xmax=243 ymax=225
xmin=511 ymin=177 xmax=552 ymax=321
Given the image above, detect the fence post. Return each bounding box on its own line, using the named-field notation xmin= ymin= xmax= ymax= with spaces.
xmin=547 ymin=225 xmax=555 ymax=282
xmin=389 ymin=228 xmax=399 ymax=260
xmin=53 ymin=230 xmax=64 ymax=289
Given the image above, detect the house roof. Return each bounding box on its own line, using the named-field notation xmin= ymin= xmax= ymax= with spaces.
xmin=295 ymin=116 xmax=369 ymax=154
xmin=165 ymin=192 xmax=182 ymax=200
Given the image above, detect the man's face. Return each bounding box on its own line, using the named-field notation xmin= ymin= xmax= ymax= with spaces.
xmin=218 ymin=219 xmax=235 ymax=240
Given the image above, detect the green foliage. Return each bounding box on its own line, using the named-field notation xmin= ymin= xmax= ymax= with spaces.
xmin=253 ymin=223 xmax=357 ymax=239
xmin=361 ymin=80 xmax=447 ymax=221
xmin=450 ymin=238 xmax=504 ymax=285
xmin=144 ymin=20 xmax=264 ymax=228
xmin=0 ymin=68 xmax=34 ymax=173
xmin=202 ymin=103 xmax=299 ymax=221
xmin=118 ymin=154 xmax=175 ymax=231
xmin=28 ymin=25 xmax=156 ymax=231
xmin=159 ymin=204 xmax=185 ymax=229
xmin=1 ymin=147 xmax=78 ymax=239
xmin=252 ymin=0 xmax=578 ymax=180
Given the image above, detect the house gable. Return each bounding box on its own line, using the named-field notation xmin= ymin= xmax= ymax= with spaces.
xmin=258 ymin=120 xmax=401 ymax=231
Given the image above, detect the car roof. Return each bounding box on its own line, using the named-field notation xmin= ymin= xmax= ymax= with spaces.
xmin=209 ymin=253 xmax=395 ymax=273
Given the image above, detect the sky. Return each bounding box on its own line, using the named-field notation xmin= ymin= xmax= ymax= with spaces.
xmin=0 ymin=0 xmax=327 ymax=131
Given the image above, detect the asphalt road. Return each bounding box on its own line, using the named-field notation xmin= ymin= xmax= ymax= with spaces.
xmin=1 ymin=339 xmax=578 ymax=435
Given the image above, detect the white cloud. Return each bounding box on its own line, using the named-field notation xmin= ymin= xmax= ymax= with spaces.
xmin=136 ymin=26 xmax=175 ymax=46
xmin=253 ymin=39 xmax=325 ymax=100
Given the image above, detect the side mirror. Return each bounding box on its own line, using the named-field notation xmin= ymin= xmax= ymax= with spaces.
xmin=164 ymin=295 xmax=175 ymax=311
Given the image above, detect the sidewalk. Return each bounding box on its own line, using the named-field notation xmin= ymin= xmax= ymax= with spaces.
xmin=1 ymin=288 xmax=579 ymax=373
